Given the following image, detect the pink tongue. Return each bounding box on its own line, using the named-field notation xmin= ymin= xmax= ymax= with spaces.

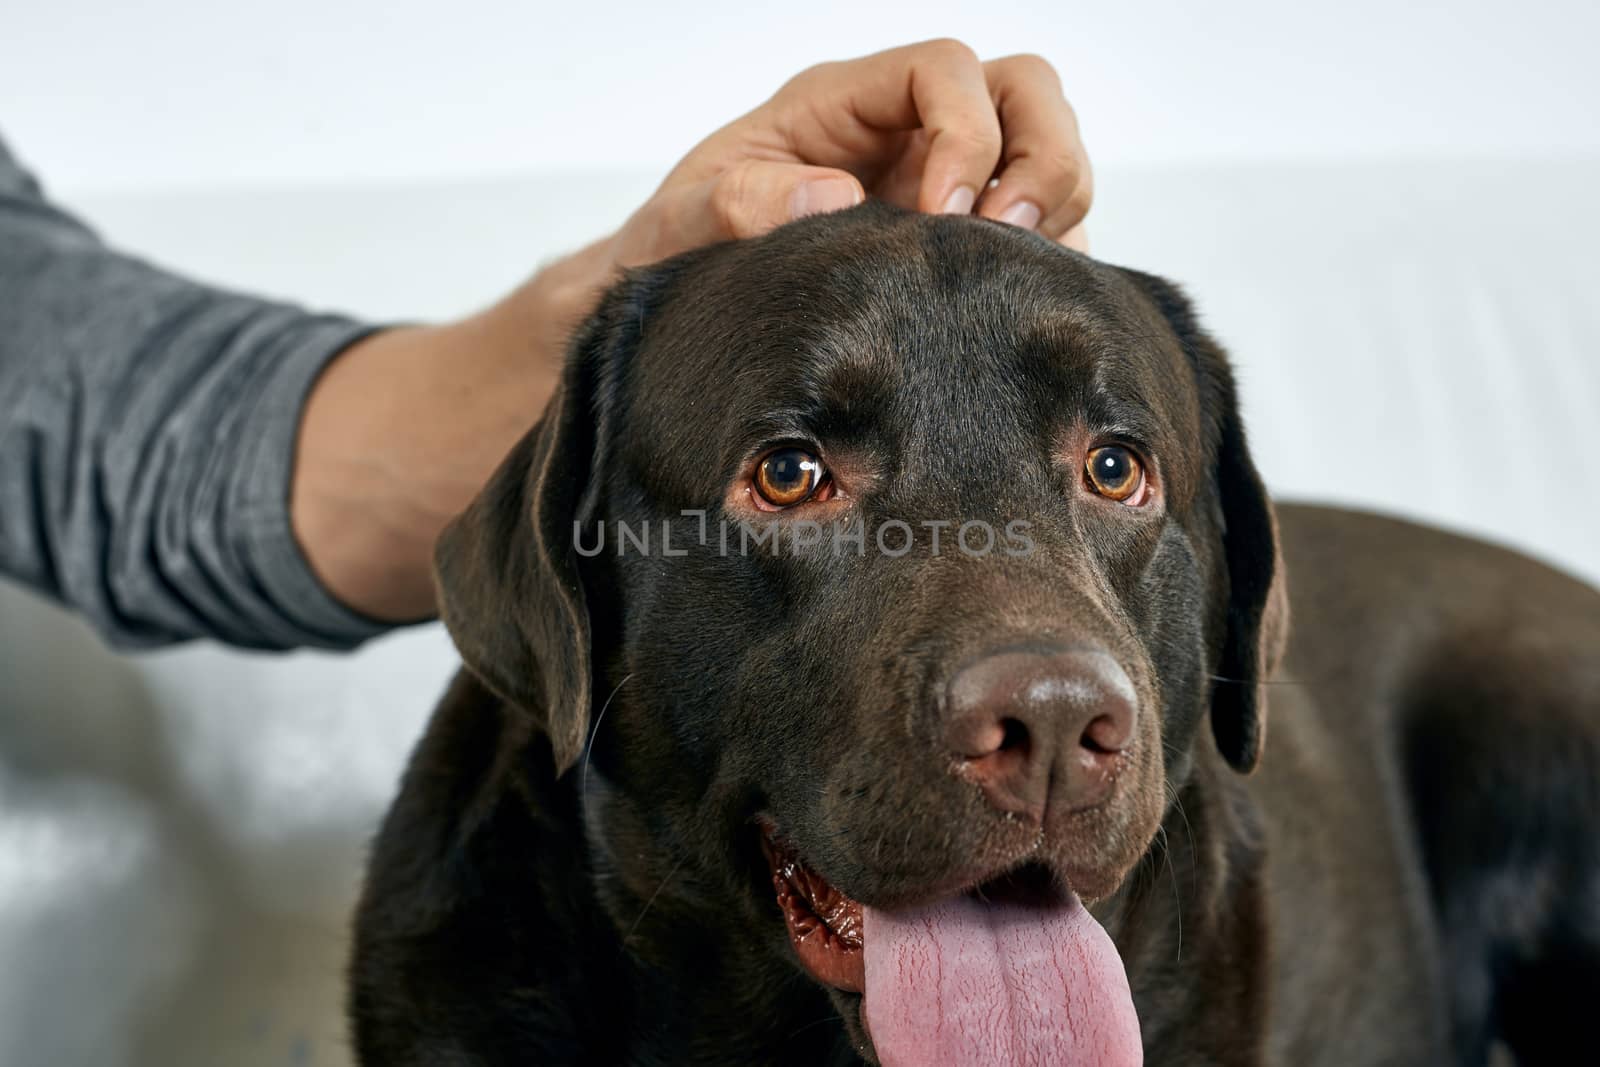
xmin=863 ymin=894 xmax=1142 ymax=1067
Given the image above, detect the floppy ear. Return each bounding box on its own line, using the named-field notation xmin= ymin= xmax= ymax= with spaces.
xmin=432 ymin=275 xmax=652 ymax=775
xmin=1119 ymin=269 xmax=1290 ymax=773
xmin=1205 ymin=374 xmax=1290 ymax=773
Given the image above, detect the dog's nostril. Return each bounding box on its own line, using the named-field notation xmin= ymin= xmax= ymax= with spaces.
xmin=950 ymin=713 xmax=1033 ymax=761
xmin=998 ymin=717 xmax=1031 ymax=755
xmin=956 ymin=720 xmax=1004 ymax=759
xmin=1081 ymin=712 xmax=1129 ymax=756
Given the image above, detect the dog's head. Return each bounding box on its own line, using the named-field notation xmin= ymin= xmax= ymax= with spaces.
xmin=435 ymin=202 xmax=1286 ymax=1063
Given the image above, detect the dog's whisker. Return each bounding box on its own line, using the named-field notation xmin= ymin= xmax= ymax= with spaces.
xmin=1156 ymin=781 xmax=1194 ymax=966
xmin=1208 ymin=673 xmax=1306 ymax=688
xmin=1163 ymin=783 xmax=1197 ymax=867
xmin=621 ymin=852 xmax=688 ymax=948
xmin=1164 ymin=833 xmax=1183 ymax=965
xmin=581 ymin=672 xmax=634 ymax=808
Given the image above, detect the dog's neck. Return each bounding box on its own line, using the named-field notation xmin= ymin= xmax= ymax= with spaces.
xmin=569 ymin=765 xmax=862 ymax=1065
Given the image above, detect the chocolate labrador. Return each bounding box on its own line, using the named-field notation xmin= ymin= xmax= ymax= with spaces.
xmin=349 ymin=202 xmax=1600 ymax=1066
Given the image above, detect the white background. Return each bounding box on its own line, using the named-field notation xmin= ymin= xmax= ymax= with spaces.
xmin=4 ymin=0 xmax=1598 ymax=195
xmin=2 ymin=4 xmax=1599 ymax=1066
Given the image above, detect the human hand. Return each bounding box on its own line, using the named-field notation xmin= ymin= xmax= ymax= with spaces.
xmin=609 ymin=38 xmax=1093 ymax=266
xmin=292 ymin=40 xmax=1092 ymax=623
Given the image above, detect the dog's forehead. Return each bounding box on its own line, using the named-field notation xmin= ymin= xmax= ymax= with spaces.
xmin=621 ymin=208 xmax=1200 ymax=493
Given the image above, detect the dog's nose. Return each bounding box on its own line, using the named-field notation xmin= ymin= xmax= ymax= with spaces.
xmin=944 ymin=648 xmax=1136 ymax=823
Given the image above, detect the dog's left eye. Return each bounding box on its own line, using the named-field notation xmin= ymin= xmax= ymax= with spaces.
xmin=1085 ymin=445 xmax=1148 ymax=505
xmin=754 ymin=448 xmax=829 ymax=509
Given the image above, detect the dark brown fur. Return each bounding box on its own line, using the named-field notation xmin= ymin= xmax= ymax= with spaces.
xmin=349 ymin=203 xmax=1600 ymax=1065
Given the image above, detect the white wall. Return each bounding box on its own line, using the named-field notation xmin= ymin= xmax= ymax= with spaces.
xmin=5 ymin=0 xmax=1599 ymax=195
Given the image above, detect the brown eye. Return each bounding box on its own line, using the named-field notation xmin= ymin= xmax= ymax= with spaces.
xmin=755 ymin=448 xmax=827 ymax=508
xmin=1085 ymin=445 xmax=1146 ymax=504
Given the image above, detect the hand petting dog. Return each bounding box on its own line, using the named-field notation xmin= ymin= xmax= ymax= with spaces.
xmin=291 ymin=40 xmax=1091 ymax=624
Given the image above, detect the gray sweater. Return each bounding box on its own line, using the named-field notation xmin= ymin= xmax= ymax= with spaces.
xmin=0 ymin=134 xmax=387 ymax=650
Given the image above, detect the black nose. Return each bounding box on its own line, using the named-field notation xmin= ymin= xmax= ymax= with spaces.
xmin=943 ymin=647 xmax=1136 ymax=823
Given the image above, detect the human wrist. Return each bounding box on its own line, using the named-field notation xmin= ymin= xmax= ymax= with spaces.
xmin=289 ymin=237 xmax=618 ymax=623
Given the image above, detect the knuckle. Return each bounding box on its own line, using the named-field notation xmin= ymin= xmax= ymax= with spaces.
xmin=777 ymin=60 xmax=835 ymax=99
xmin=1040 ymin=174 xmax=1094 ymax=238
xmin=1041 ymin=149 xmax=1085 ymax=183
xmin=947 ymin=123 xmax=1001 ymax=151
xmin=711 ymin=165 xmax=760 ymax=236
xmin=995 ymin=52 xmax=1062 ymax=89
xmin=936 ymin=126 xmax=1002 ymax=169
xmin=1053 ymin=182 xmax=1094 ymax=231
xmin=920 ymin=36 xmax=982 ymax=69
xmin=1070 ymin=165 xmax=1095 ymax=210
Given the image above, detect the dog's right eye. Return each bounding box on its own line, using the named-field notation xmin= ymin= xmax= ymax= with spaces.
xmin=1084 ymin=444 xmax=1149 ymax=505
xmin=754 ymin=448 xmax=828 ymax=509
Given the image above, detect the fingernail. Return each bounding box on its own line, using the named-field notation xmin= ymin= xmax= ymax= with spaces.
xmin=940 ymin=185 xmax=977 ymax=215
xmin=790 ymin=178 xmax=863 ymax=220
xmin=997 ymin=200 xmax=1042 ymax=231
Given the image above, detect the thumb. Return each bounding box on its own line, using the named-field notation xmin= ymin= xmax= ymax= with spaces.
xmin=617 ymin=161 xmax=863 ymax=267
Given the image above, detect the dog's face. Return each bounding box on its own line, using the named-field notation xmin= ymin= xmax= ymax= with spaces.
xmin=435 ymin=202 xmax=1285 ymax=1061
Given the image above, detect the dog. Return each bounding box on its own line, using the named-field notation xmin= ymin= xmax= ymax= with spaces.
xmin=349 ymin=201 xmax=1600 ymax=1065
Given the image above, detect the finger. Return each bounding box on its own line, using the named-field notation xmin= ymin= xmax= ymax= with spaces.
xmin=870 ymin=130 xmax=931 ymax=209
xmin=975 ymin=53 xmax=1093 ymax=240
xmin=615 ymin=160 xmax=863 ymax=267
xmin=777 ymin=39 xmax=1003 ymax=215
xmin=1060 ymin=223 xmax=1089 ymax=253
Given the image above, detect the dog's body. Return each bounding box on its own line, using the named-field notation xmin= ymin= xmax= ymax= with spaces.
xmin=350 ymin=204 xmax=1600 ymax=1066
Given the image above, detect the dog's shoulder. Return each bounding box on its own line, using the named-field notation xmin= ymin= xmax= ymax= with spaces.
xmin=349 ymin=671 xmax=625 ymax=1063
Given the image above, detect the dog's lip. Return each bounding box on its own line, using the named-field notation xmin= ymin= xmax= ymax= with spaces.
xmin=756 ymin=817 xmax=1082 ymax=997
xmin=759 ymin=821 xmax=866 ymax=993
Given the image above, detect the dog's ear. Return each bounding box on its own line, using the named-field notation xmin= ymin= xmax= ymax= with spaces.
xmin=432 ymin=273 xmax=655 ymax=775
xmin=1118 ymin=269 xmax=1290 ymax=773
xmin=1205 ymin=377 xmax=1290 ymax=773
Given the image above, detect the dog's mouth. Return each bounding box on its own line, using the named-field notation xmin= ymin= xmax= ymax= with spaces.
xmin=762 ymin=826 xmax=867 ymax=992
xmin=759 ymin=822 xmax=1145 ymax=1066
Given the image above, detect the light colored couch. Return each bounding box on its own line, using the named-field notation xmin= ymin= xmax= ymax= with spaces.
xmin=2 ymin=158 xmax=1596 ymax=1066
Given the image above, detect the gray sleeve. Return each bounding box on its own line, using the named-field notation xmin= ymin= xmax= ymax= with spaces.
xmin=0 ymin=134 xmax=391 ymax=650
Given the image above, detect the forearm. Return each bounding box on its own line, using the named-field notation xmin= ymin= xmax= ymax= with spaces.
xmin=290 ymin=236 xmax=616 ymax=621
xmin=0 ymin=126 xmax=616 ymax=643
xmin=0 ymin=145 xmax=384 ymax=648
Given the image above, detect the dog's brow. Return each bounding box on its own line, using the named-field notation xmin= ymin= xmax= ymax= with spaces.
xmin=1083 ymin=389 xmax=1164 ymax=448
xmin=733 ymin=348 xmax=895 ymax=451
xmin=738 ymin=409 xmax=820 ymax=449
xmin=811 ymin=357 xmax=895 ymax=441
